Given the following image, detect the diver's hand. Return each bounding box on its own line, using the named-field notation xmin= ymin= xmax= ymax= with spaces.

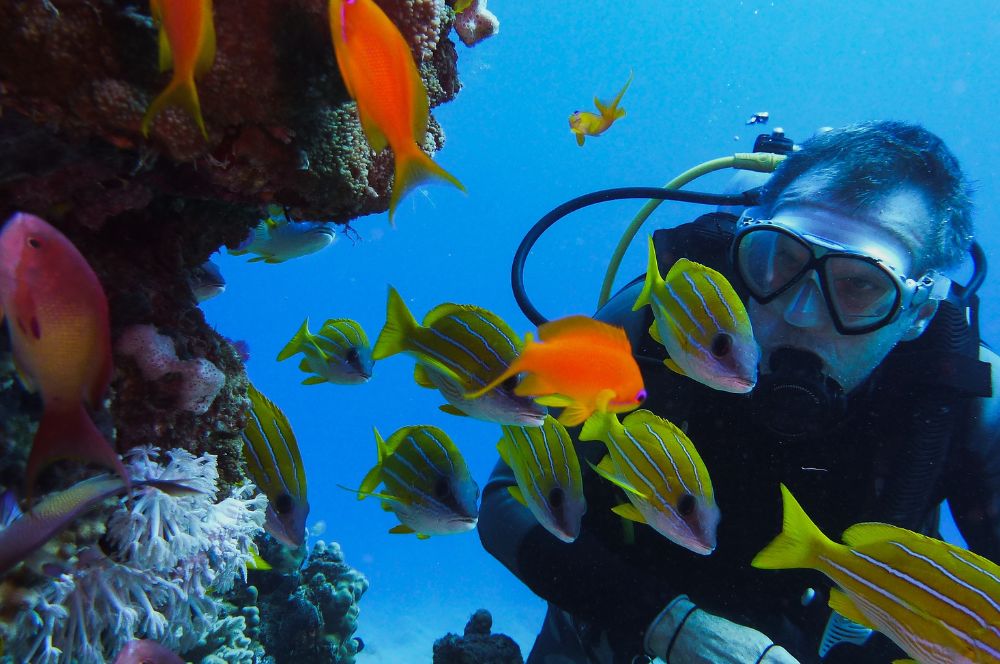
xmin=644 ymin=596 xmax=799 ymax=664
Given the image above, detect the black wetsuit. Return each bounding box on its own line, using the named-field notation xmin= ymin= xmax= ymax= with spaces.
xmin=479 ymin=240 xmax=1000 ymax=664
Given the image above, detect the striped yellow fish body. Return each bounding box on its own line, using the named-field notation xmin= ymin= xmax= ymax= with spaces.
xmin=753 ymin=485 xmax=1000 ymax=663
xmin=498 ymin=415 xmax=587 ymax=543
xmin=277 ymin=318 xmax=374 ymax=385
xmin=580 ymin=409 xmax=719 ymax=554
xmin=359 ymin=426 xmax=479 ymax=539
xmin=241 ymin=383 xmax=309 ymax=547
xmin=633 ymin=237 xmax=759 ymax=393
xmin=373 ymin=286 xmax=546 ymax=426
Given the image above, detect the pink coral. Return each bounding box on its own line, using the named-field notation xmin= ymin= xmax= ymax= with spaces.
xmin=454 ymin=0 xmax=499 ymax=47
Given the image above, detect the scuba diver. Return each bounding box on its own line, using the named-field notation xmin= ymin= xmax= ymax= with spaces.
xmin=478 ymin=121 xmax=1000 ymax=663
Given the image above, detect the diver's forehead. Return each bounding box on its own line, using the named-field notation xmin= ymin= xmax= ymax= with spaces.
xmin=768 ymin=191 xmax=931 ymax=272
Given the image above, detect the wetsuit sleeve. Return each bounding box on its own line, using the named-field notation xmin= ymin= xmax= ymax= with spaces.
xmin=948 ymin=345 xmax=1000 ymax=559
xmin=478 ymin=455 xmax=676 ymax=651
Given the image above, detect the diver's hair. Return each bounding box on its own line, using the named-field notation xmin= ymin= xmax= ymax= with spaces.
xmin=758 ymin=121 xmax=974 ymax=272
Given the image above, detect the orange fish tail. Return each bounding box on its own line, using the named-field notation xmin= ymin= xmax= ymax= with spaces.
xmin=142 ymin=75 xmax=208 ymax=139
xmin=26 ymin=404 xmax=130 ymax=498
xmin=389 ymin=147 xmax=465 ymax=223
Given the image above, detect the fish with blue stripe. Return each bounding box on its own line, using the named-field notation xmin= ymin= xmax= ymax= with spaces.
xmin=753 ymin=484 xmax=1000 ymax=664
xmin=372 ymin=286 xmax=546 ymax=426
xmin=241 ymin=382 xmax=309 ymax=547
xmin=357 ymin=425 xmax=479 ymax=539
xmin=580 ymin=409 xmax=720 ymax=555
xmin=498 ymin=415 xmax=587 ymax=543
xmin=633 ymin=236 xmax=759 ymax=393
xmin=277 ymin=317 xmax=374 ymax=385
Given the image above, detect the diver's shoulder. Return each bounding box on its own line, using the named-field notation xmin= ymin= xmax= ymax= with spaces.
xmin=594 ymin=280 xmax=647 ymax=343
xmin=967 ymin=344 xmax=1000 ymax=445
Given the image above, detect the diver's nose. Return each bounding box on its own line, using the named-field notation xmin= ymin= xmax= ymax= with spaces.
xmin=782 ymin=272 xmax=824 ymax=328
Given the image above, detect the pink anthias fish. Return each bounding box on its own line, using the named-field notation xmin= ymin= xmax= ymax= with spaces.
xmin=0 ymin=213 xmax=129 ymax=496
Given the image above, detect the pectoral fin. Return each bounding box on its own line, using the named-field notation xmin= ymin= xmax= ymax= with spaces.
xmin=508 ymin=485 xmax=529 ymax=507
xmin=588 ymin=457 xmax=647 ymax=499
xmin=828 ymin=588 xmax=874 ymax=629
xmin=611 ymin=503 xmax=646 ymax=523
xmin=439 ymin=404 xmax=469 ymax=417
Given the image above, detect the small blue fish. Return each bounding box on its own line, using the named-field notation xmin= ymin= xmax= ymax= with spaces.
xmin=498 ymin=415 xmax=587 ymax=542
xmin=277 ymin=318 xmax=374 ymax=385
xmin=230 ymin=208 xmax=335 ymax=264
xmin=241 ymin=383 xmax=310 ymax=547
xmin=357 ymin=425 xmax=479 ymax=539
xmin=373 ymin=286 xmax=546 ymax=426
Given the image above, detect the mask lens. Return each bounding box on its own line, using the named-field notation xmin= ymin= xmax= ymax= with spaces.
xmin=823 ymin=256 xmax=899 ymax=330
xmin=737 ymin=228 xmax=811 ymax=299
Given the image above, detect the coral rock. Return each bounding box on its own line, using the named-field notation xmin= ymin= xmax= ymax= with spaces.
xmin=433 ymin=609 xmax=523 ymax=664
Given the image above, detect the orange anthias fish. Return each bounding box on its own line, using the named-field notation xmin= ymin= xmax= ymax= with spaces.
xmin=0 ymin=213 xmax=129 ymax=495
xmin=466 ymin=315 xmax=646 ymax=426
xmin=568 ymin=71 xmax=633 ymax=146
xmin=329 ymin=0 xmax=464 ymax=222
xmin=141 ymin=0 xmax=217 ymax=139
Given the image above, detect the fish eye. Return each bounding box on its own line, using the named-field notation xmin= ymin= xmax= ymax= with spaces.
xmin=710 ymin=333 xmax=733 ymax=358
xmin=501 ymin=375 xmax=519 ymax=392
xmin=346 ymin=347 xmax=360 ymax=363
xmin=636 ymin=389 xmax=647 ymax=404
xmin=275 ymin=493 xmax=294 ymax=514
xmin=433 ymin=477 xmax=451 ymax=499
xmin=548 ymin=487 xmax=564 ymax=509
xmin=677 ymin=493 xmax=696 ymax=517
xmin=26 ymin=237 xmax=41 ymax=249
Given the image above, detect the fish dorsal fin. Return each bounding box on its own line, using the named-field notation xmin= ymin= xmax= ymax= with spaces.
xmin=663 ymin=256 xmax=706 ymax=283
xmin=828 ymin=588 xmax=875 ymax=629
xmin=536 ymin=316 xmax=630 ymax=352
xmin=620 ymin=409 xmax=675 ymax=436
xmin=422 ymin=302 xmax=471 ymax=327
xmin=612 ymin=502 xmax=646 ymax=523
xmin=841 ymin=522 xmax=911 ymax=548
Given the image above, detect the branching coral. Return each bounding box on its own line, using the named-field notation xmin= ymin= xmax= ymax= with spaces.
xmin=1 ymin=446 xmax=267 ymax=664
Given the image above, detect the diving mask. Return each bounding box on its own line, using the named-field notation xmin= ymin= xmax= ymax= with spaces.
xmin=732 ymin=214 xmax=951 ymax=334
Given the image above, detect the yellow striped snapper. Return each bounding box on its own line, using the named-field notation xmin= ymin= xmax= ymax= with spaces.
xmin=277 ymin=317 xmax=374 ymax=385
xmin=358 ymin=425 xmax=479 ymax=539
xmin=498 ymin=415 xmax=587 ymax=543
xmin=753 ymin=484 xmax=1000 ymax=664
xmin=241 ymin=383 xmax=309 ymax=547
xmin=373 ymin=286 xmax=546 ymax=426
xmin=580 ymin=409 xmax=719 ymax=555
xmin=230 ymin=207 xmax=336 ymax=264
xmin=633 ymin=237 xmax=759 ymax=393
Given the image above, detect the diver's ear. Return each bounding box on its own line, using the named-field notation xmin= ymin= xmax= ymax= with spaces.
xmin=901 ymin=300 xmax=939 ymax=341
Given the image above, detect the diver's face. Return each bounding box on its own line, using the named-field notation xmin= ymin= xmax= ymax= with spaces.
xmin=748 ymin=188 xmax=934 ymax=392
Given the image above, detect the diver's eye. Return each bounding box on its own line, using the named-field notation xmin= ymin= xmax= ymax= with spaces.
xmin=26 ymin=237 xmax=41 ymax=249
xmin=710 ymin=333 xmax=733 ymax=358
xmin=548 ymin=487 xmax=565 ymax=509
xmin=275 ymin=493 xmax=294 ymax=514
xmin=677 ymin=493 xmax=696 ymax=517
xmin=501 ymin=375 xmax=519 ymax=391
xmin=433 ymin=477 xmax=452 ymax=499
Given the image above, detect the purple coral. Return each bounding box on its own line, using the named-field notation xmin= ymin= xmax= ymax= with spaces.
xmin=2 ymin=447 xmax=267 ymax=663
xmin=454 ymin=0 xmax=499 ymax=47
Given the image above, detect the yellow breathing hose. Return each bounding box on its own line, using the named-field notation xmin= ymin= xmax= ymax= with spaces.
xmin=596 ymin=152 xmax=788 ymax=309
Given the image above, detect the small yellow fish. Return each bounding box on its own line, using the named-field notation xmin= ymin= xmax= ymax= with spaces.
xmin=753 ymin=484 xmax=1000 ymax=664
xmin=568 ymin=71 xmax=633 ymax=146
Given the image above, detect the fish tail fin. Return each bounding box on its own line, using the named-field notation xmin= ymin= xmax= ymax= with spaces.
xmin=277 ymin=318 xmax=313 ymax=362
xmin=388 ymin=147 xmax=465 ymax=225
xmin=373 ymin=286 xmax=419 ymax=360
xmin=358 ymin=428 xmax=388 ymax=500
xmin=633 ymin=236 xmax=663 ymax=311
xmin=141 ymin=74 xmax=208 ymax=139
xmin=26 ymin=405 xmax=130 ymax=500
xmin=752 ymin=483 xmax=832 ymax=571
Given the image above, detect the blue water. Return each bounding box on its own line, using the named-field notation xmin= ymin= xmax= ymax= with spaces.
xmin=204 ymin=1 xmax=1000 ymax=660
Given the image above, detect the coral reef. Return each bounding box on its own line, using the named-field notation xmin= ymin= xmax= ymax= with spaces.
xmin=454 ymin=0 xmax=500 ymax=47
xmin=433 ymin=609 xmax=523 ymax=664
xmin=255 ymin=539 xmax=368 ymax=664
xmin=0 ymin=447 xmax=267 ymax=664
